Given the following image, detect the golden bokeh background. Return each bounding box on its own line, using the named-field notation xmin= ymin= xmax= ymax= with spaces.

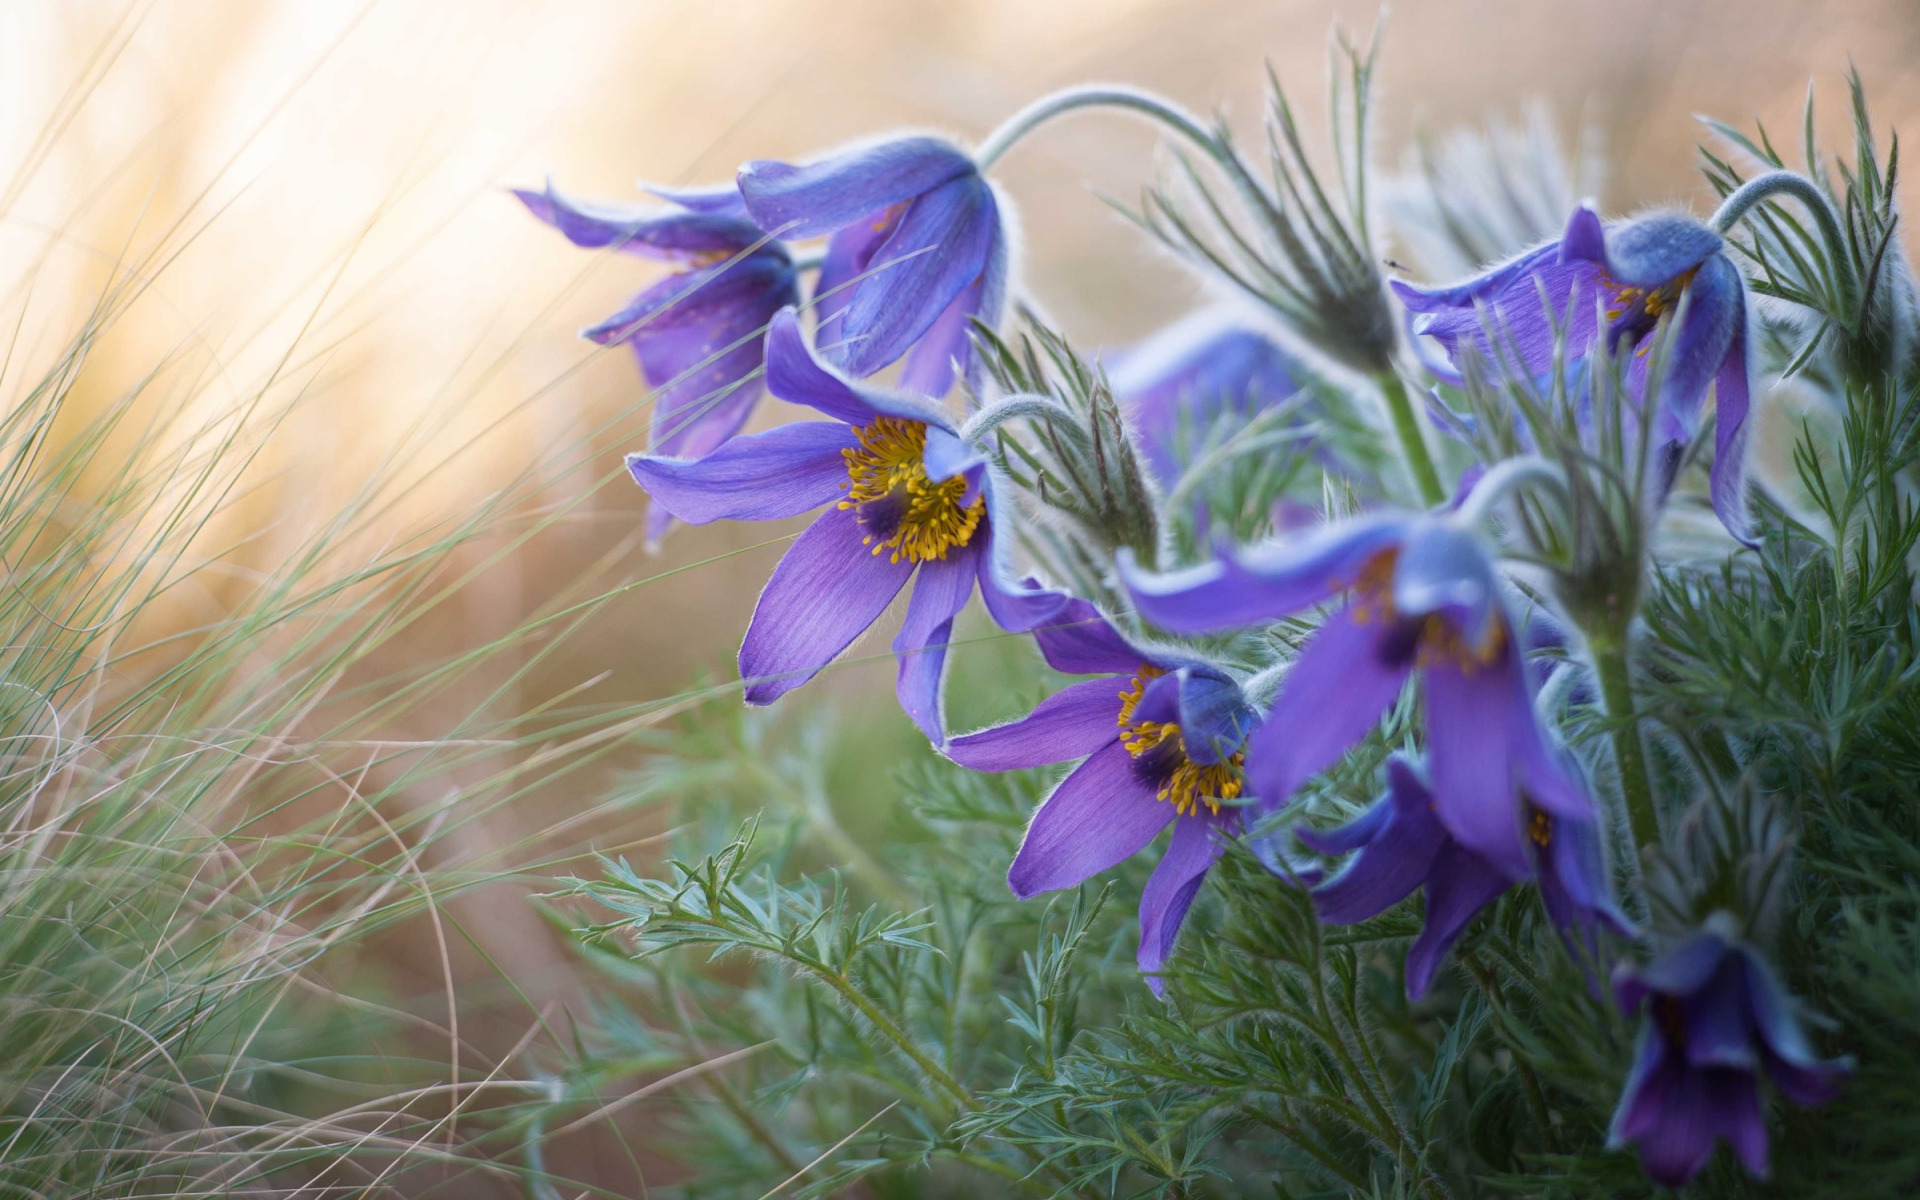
xmin=7 ymin=0 xmax=1916 ymax=1187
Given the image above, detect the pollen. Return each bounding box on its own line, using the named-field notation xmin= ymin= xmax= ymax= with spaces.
xmin=1115 ymin=666 xmax=1245 ymax=817
xmin=838 ymin=415 xmax=985 ymax=563
xmin=1345 ymin=547 xmax=1506 ymax=673
xmin=1528 ymin=806 xmax=1554 ymax=848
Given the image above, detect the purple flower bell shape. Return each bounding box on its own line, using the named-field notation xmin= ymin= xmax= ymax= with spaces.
xmin=1609 ymin=926 xmax=1850 ymax=1186
xmin=626 ymin=308 xmax=1064 ymax=744
xmin=1393 ymin=207 xmax=1755 ymax=543
xmin=1298 ymin=756 xmax=1628 ymax=998
xmin=945 ymin=600 xmax=1254 ymax=993
xmin=1108 ymin=308 xmax=1307 ymax=485
xmin=518 ymin=180 xmax=800 ymax=542
xmin=1122 ymin=514 xmax=1589 ymax=882
xmin=738 ymin=137 xmax=1007 ymax=397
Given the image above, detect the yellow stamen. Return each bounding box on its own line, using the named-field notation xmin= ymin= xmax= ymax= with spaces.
xmin=837 ymin=416 xmax=984 ymax=564
xmin=1115 ymin=665 xmax=1244 ymax=817
xmin=1528 ymin=806 xmax=1554 ymax=848
xmin=1347 ymin=548 xmax=1507 ymax=674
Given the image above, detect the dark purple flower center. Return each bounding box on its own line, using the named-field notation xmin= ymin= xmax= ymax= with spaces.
xmin=1601 ymin=266 xmax=1698 ymax=352
xmin=837 ymin=416 xmax=983 ymax=563
xmin=1115 ymin=666 xmax=1243 ymax=817
xmin=1347 ymin=549 xmax=1507 ymax=673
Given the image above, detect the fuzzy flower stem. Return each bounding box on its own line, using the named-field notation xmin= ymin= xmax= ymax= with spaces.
xmin=1710 ymin=170 xmax=1856 ymax=307
xmin=973 ymin=85 xmax=1221 ymax=172
xmin=1455 ymin=455 xmax=1571 ymax=528
xmin=1378 ymin=372 xmax=1447 ymax=507
xmin=1590 ymin=630 xmax=1659 ymax=849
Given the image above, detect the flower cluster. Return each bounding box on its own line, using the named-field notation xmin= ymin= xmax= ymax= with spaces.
xmin=526 ymin=73 xmax=1861 ymax=1189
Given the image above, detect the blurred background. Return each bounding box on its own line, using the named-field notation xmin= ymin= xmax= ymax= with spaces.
xmin=6 ymin=0 xmax=1917 ymax=1190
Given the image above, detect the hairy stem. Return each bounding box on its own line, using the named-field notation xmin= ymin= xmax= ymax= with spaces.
xmin=1379 ymin=373 xmax=1447 ymax=507
xmin=973 ymin=85 xmax=1219 ymax=172
xmin=1591 ymin=631 xmax=1659 ymax=848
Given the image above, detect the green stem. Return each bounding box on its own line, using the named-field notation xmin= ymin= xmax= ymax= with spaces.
xmin=973 ymin=85 xmax=1219 ymax=172
xmin=1591 ymin=632 xmax=1659 ymax=848
xmin=1379 ymin=373 xmax=1446 ymax=507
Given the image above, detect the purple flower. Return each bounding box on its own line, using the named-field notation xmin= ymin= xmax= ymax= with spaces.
xmin=518 ymin=180 xmax=800 ymax=542
xmin=626 ymin=308 xmax=1063 ymax=743
xmin=1122 ymin=514 xmax=1589 ymax=881
xmin=1108 ymin=309 xmax=1306 ymax=484
xmin=1393 ymin=206 xmax=1755 ymax=542
xmin=738 ymin=137 xmax=1006 ymax=397
xmin=1298 ymin=757 xmax=1627 ymax=998
xmin=946 ymin=601 xmax=1254 ymax=993
xmin=1609 ymin=929 xmax=1850 ymax=1186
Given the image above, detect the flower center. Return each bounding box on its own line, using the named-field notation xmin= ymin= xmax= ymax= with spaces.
xmin=1600 ymin=267 xmax=1699 ymax=354
xmin=1115 ymin=665 xmax=1244 ymax=817
xmin=1527 ymin=806 xmax=1553 ymax=848
xmin=838 ymin=416 xmax=984 ymax=564
xmin=1345 ymin=549 xmax=1506 ymax=674
xmin=1653 ymin=995 xmax=1688 ymax=1049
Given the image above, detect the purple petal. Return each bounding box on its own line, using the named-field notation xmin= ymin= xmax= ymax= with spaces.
xmin=1308 ymin=769 xmax=1447 ymax=925
xmin=1422 ymin=645 xmax=1540 ymax=880
xmin=1392 ymin=241 xmax=1562 ymax=312
xmin=1391 ymin=519 xmax=1502 ymax=648
xmin=1243 ymin=606 xmax=1413 ymax=811
xmin=762 ymin=308 xmax=951 ymax=428
xmin=898 ymin=270 xmax=985 ymax=397
xmin=516 ymin=179 xmax=765 ymax=258
xmin=892 ymin=542 xmax=981 ymax=744
xmin=1536 ymin=808 xmax=1633 ymax=941
xmin=974 ymin=517 xmax=1072 ymax=633
xmin=945 ymin=677 xmax=1126 ymax=771
xmin=1680 ymin=957 xmax=1762 ymax=1072
xmin=1709 ymin=299 xmax=1757 ymax=545
xmin=738 ymin=137 xmax=976 ymax=239
xmin=813 ymin=207 xmax=904 ymax=354
xmin=1405 ymin=841 xmax=1511 ymax=999
xmin=1742 ymin=950 xmax=1851 ymax=1105
xmin=1119 ymin=515 xmax=1410 ymax=634
xmin=1619 ymin=1056 xmax=1729 ymax=1187
xmin=1558 ymin=205 xmax=1607 ymax=265
xmin=1008 ymin=741 xmax=1173 ymax=897
xmin=643 ymin=181 xmax=752 ymax=220
xmin=834 ymin=176 xmax=997 ymax=381
xmin=1707 ymin=1071 xmax=1769 ymax=1178
xmin=1653 ymin=253 xmax=1743 ymax=437
xmin=627 ymin=420 xmax=856 ymax=525
xmin=1617 ymin=932 xmax=1734 ymax=1015
xmin=1176 ymin=668 xmax=1256 ymax=765
xmin=1031 ymin=598 xmax=1150 ymax=676
xmin=737 ymin=506 xmax=914 ymax=704
xmin=1600 ymin=212 xmax=1725 ymax=290
xmin=1114 ymin=312 xmax=1304 ymax=483
xmin=1139 ymin=813 xmax=1231 ymax=993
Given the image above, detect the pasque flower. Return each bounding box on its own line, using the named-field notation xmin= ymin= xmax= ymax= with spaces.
xmin=518 ymin=180 xmax=799 ymax=541
xmin=1610 ymin=925 xmax=1850 ymax=1186
xmin=1299 ymin=756 xmax=1627 ymax=998
xmin=738 ymin=137 xmax=1007 ymax=396
xmin=626 ymin=308 xmax=1062 ymax=743
xmin=1123 ymin=513 xmax=1588 ymax=881
xmin=1108 ymin=308 xmax=1306 ymax=484
xmin=1393 ymin=206 xmax=1755 ymax=541
xmin=946 ymin=600 xmax=1254 ymax=992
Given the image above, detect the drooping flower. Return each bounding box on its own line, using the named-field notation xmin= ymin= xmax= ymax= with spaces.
xmin=946 ymin=600 xmax=1254 ymax=992
xmin=626 ymin=308 xmax=1063 ymax=743
xmin=517 ymin=180 xmax=800 ymax=541
xmin=1609 ymin=926 xmax=1850 ymax=1186
xmin=738 ymin=137 xmax=1007 ymax=397
xmin=1393 ymin=206 xmax=1755 ymax=542
xmin=1122 ymin=513 xmax=1588 ymax=881
xmin=1108 ymin=308 xmax=1308 ymax=484
xmin=1298 ymin=756 xmax=1627 ymax=998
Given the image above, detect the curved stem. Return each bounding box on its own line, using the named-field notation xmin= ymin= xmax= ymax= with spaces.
xmin=974 ymin=85 xmax=1220 ymax=172
xmin=958 ymin=394 xmax=1089 ymax=448
xmin=1710 ymin=171 xmax=1856 ymax=308
xmin=1378 ymin=373 xmax=1447 ymax=507
xmin=1455 ymin=455 xmax=1571 ymax=528
xmin=1590 ymin=630 xmax=1659 ymax=849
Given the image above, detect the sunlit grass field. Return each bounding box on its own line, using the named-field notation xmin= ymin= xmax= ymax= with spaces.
xmin=1 ymin=0 xmax=1916 ymax=1193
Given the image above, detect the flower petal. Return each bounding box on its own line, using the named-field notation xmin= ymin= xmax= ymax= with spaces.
xmin=974 ymin=516 xmax=1073 ymax=633
xmin=1177 ymin=667 xmax=1256 ymax=765
xmin=738 ymin=137 xmax=976 ymax=239
xmin=832 ymin=176 xmax=997 ymax=382
xmin=946 ymin=678 xmax=1126 ymax=771
xmin=1742 ymin=949 xmax=1851 ymax=1105
xmin=1598 ymin=212 xmax=1725 ymax=290
xmin=627 ymin=420 xmax=856 ymax=526
xmin=898 ymin=270 xmax=984 ymax=397
xmin=1243 ymin=605 xmax=1413 ymax=811
xmin=1119 ymin=514 xmax=1410 ymax=634
xmin=1422 ymin=646 xmax=1540 ymax=879
xmin=1709 ymin=301 xmax=1757 ymax=546
xmin=1405 ymin=841 xmax=1510 ymax=998
xmin=1654 ymin=253 xmax=1743 ymax=438
xmin=1391 ymin=519 xmax=1501 ymax=647
xmin=643 ymin=181 xmax=752 ymax=220
xmin=762 ymin=308 xmax=952 ymax=428
xmin=737 ymin=506 xmax=914 ymax=704
xmin=1139 ymin=813 xmax=1231 ymax=993
xmin=1114 ymin=311 xmax=1304 ymax=482
xmin=892 ymin=541 xmax=981 ymax=744
xmin=1008 ymin=741 xmax=1173 ymax=897
xmin=517 ymin=179 xmax=764 ymax=258
xmin=1031 ymin=598 xmax=1150 ymax=676
xmin=1307 ymin=763 xmax=1447 ymax=924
